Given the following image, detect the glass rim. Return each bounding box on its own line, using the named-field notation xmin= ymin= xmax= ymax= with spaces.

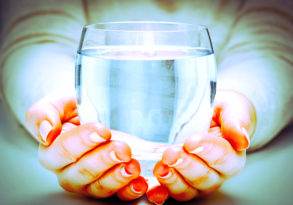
xmin=83 ymin=21 xmax=209 ymax=33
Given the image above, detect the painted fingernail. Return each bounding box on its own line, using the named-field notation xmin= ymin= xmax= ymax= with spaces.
xmin=121 ymin=166 xmax=132 ymax=177
xmin=147 ymin=185 xmax=169 ymax=205
xmin=39 ymin=120 xmax=52 ymax=142
xmin=241 ymin=127 xmax=251 ymax=144
xmin=131 ymin=178 xmax=147 ymax=194
xmin=169 ymin=158 xmax=183 ymax=168
xmin=130 ymin=184 xmax=142 ymax=194
xmin=110 ymin=150 xmax=123 ymax=163
xmin=130 ymin=177 xmax=148 ymax=194
xmin=99 ymin=127 xmax=112 ymax=140
xmin=89 ymin=132 xmax=106 ymax=143
xmin=157 ymin=164 xmax=172 ymax=179
xmin=190 ymin=146 xmax=204 ymax=155
xmin=160 ymin=170 xmax=172 ymax=179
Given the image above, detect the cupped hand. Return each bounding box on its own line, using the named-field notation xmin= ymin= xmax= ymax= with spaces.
xmin=26 ymin=93 xmax=148 ymax=201
xmin=148 ymin=90 xmax=257 ymax=204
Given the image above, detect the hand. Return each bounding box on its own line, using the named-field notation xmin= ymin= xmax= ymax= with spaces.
xmin=26 ymin=93 xmax=148 ymax=201
xmin=147 ymin=90 xmax=257 ymax=204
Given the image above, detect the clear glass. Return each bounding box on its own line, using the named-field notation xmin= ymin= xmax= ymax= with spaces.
xmin=75 ymin=21 xmax=217 ymax=176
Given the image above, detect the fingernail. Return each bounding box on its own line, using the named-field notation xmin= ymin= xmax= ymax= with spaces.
xmin=89 ymin=132 xmax=106 ymax=143
xmin=97 ymin=127 xmax=111 ymax=140
xmin=169 ymin=158 xmax=183 ymax=168
xmin=121 ymin=166 xmax=132 ymax=177
xmin=241 ymin=127 xmax=249 ymax=139
xmin=39 ymin=120 xmax=52 ymax=142
xmin=130 ymin=177 xmax=148 ymax=194
xmin=160 ymin=170 xmax=172 ymax=179
xmin=147 ymin=185 xmax=169 ymax=205
xmin=130 ymin=185 xmax=141 ymax=194
xmin=190 ymin=146 xmax=204 ymax=155
xmin=110 ymin=150 xmax=123 ymax=163
xmin=241 ymin=127 xmax=251 ymax=144
xmin=157 ymin=163 xmax=172 ymax=179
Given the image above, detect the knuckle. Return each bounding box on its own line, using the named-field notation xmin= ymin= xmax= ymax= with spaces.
xmin=58 ymin=139 xmax=77 ymax=163
xmin=77 ymin=165 xmax=97 ymax=182
xmin=190 ymin=169 xmax=210 ymax=188
xmin=58 ymin=178 xmax=76 ymax=193
xmin=87 ymin=181 xmax=114 ymax=198
xmin=210 ymin=147 xmax=229 ymax=168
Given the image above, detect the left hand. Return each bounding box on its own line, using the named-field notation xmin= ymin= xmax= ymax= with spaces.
xmin=147 ymin=90 xmax=257 ymax=204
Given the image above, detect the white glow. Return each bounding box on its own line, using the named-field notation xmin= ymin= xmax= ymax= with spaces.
xmin=142 ymin=31 xmax=156 ymax=56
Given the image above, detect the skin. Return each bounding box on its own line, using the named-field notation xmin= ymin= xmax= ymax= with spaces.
xmin=26 ymin=94 xmax=148 ymax=201
xmin=26 ymin=89 xmax=256 ymax=204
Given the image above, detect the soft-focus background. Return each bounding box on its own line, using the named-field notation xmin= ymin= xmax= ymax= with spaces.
xmin=0 ymin=0 xmax=292 ymax=204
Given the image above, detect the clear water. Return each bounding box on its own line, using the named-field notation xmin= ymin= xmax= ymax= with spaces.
xmin=76 ymin=46 xmax=216 ymax=147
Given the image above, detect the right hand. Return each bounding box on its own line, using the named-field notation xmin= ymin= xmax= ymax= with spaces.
xmin=26 ymin=94 xmax=148 ymax=201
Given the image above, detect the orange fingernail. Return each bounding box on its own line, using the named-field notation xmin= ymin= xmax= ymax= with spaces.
xmin=130 ymin=176 xmax=148 ymax=194
xmin=97 ymin=127 xmax=111 ymax=140
xmin=241 ymin=127 xmax=250 ymax=143
xmin=156 ymin=163 xmax=171 ymax=179
xmin=121 ymin=166 xmax=132 ymax=177
xmin=122 ymin=160 xmax=140 ymax=177
xmin=147 ymin=185 xmax=169 ymax=205
xmin=110 ymin=151 xmax=123 ymax=163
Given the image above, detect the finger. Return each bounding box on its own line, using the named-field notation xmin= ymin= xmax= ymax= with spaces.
xmin=184 ymin=134 xmax=246 ymax=177
xmin=220 ymin=110 xmax=251 ymax=151
xmin=117 ymin=176 xmax=148 ymax=201
xmin=57 ymin=141 xmax=131 ymax=189
xmin=153 ymin=161 xmax=199 ymax=202
xmin=38 ymin=123 xmax=111 ymax=170
xmin=26 ymin=99 xmax=62 ymax=145
xmin=86 ymin=159 xmax=141 ymax=198
xmin=162 ymin=146 xmax=223 ymax=190
xmin=146 ymin=177 xmax=169 ymax=205
xmin=68 ymin=116 xmax=80 ymax=125
xmin=61 ymin=122 xmax=78 ymax=133
xmin=26 ymin=94 xmax=78 ymax=145
xmin=146 ymin=184 xmax=169 ymax=205
xmin=213 ymin=90 xmax=256 ymax=151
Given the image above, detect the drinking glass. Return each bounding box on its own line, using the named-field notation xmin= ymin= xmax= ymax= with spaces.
xmin=75 ymin=21 xmax=217 ymax=176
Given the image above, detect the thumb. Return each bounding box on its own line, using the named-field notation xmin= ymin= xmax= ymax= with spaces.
xmin=214 ymin=90 xmax=256 ymax=151
xmin=146 ymin=177 xmax=169 ymax=205
xmin=220 ymin=112 xmax=251 ymax=151
xmin=26 ymin=99 xmax=62 ymax=146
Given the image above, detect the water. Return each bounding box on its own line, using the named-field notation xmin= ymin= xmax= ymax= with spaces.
xmin=75 ymin=46 xmax=216 ymax=163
